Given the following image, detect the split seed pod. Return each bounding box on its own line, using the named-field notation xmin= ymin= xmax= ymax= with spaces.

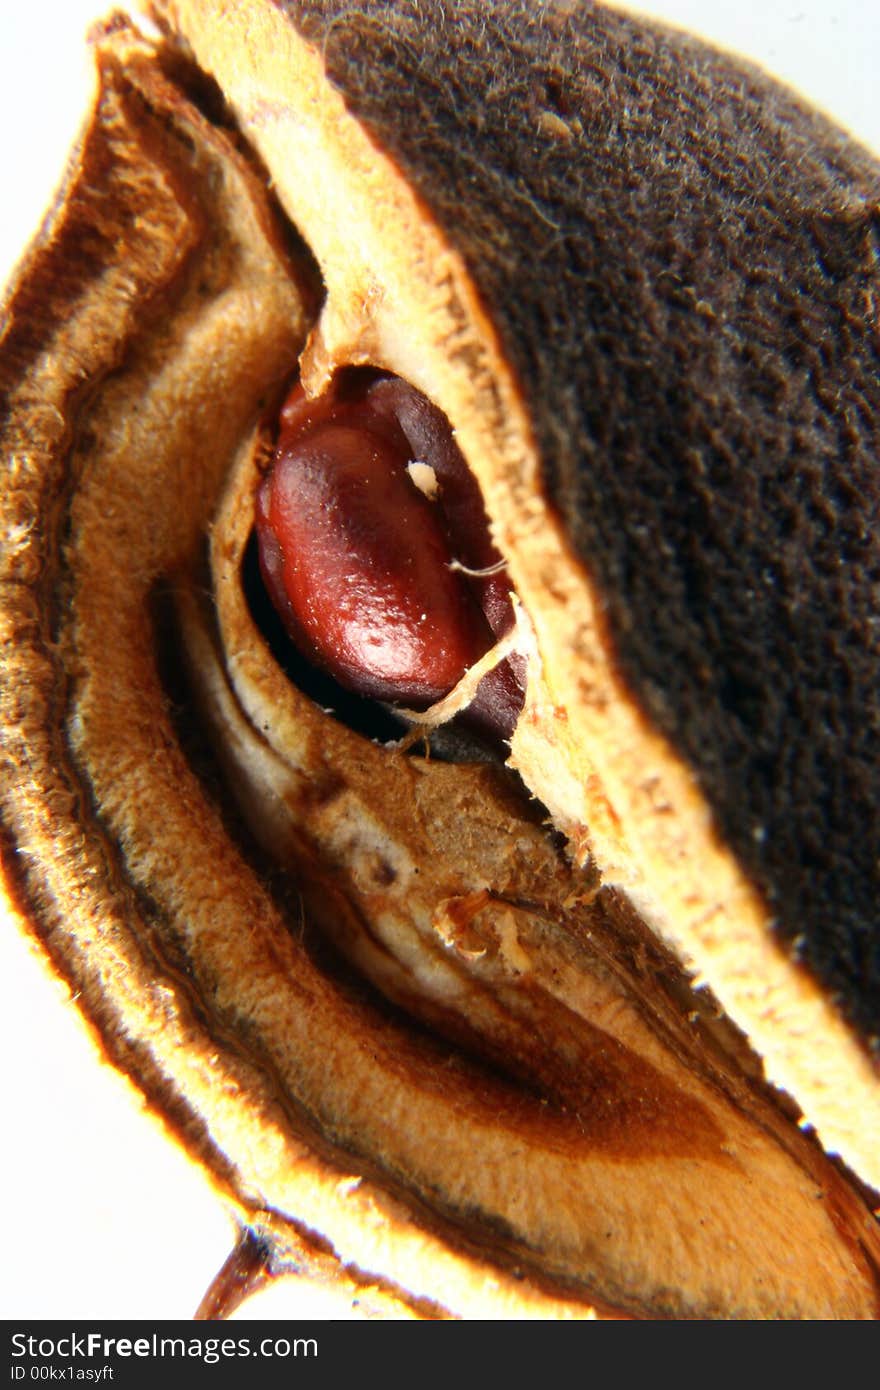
xmin=1 ymin=0 xmax=879 ymax=1318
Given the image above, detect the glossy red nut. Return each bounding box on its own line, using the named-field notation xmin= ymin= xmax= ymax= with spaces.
xmin=256 ymin=374 xmax=525 ymax=738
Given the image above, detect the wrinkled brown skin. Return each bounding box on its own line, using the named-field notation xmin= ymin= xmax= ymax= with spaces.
xmin=1 ymin=1 xmax=880 ymax=1320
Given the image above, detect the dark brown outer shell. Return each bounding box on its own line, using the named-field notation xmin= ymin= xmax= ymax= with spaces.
xmin=275 ymin=0 xmax=880 ymax=1050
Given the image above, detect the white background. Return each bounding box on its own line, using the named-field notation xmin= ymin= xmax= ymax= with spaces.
xmin=1 ymin=0 xmax=878 ymax=1321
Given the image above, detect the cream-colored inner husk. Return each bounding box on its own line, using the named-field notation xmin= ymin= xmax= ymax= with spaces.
xmin=157 ymin=0 xmax=880 ymax=1196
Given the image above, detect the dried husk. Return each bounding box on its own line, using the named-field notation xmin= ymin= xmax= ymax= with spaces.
xmin=1 ymin=2 xmax=879 ymax=1318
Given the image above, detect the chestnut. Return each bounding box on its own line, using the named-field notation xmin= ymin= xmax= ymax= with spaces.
xmin=255 ymin=372 xmax=524 ymax=742
xmin=1 ymin=0 xmax=879 ymax=1320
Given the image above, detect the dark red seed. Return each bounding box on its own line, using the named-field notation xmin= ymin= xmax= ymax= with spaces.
xmin=255 ymin=374 xmax=525 ymax=738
